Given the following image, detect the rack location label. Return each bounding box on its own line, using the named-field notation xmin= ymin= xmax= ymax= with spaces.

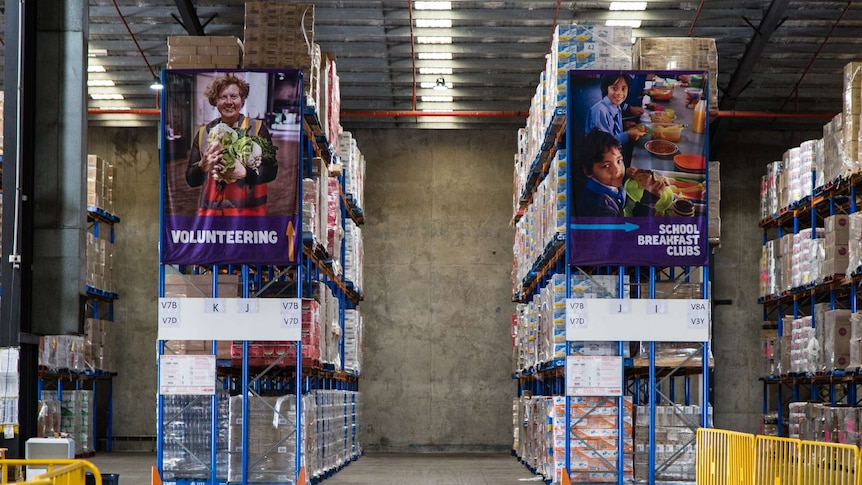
xmin=566 ymin=298 xmax=710 ymax=342
xmin=158 ymin=298 xmax=302 ymax=341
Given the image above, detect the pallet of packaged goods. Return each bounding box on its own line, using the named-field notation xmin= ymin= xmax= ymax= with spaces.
xmin=166 ymin=36 xmax=242 ymax=69
xmin=632 ymin=37 xmax=718 ymax=108
xmin=243 ymin=2 xmax=321 ymax=110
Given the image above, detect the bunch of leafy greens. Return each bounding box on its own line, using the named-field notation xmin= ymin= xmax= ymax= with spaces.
xmin=206 ymin=123 xmax=279 ymax=188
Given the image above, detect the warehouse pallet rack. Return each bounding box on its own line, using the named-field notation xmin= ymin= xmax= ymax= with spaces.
xmin=156 ymin=73 xmax=362 ymax=485
xmin=36 ymin=206 xmax=121 ymax=456
xmin=512 ymin=71 xmax=713 ymax=485
xmin=758 ymin=171 xmax=862 ymax=435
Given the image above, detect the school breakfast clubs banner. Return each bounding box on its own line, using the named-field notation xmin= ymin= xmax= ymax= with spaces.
xmin=566 ymin=70 xmax=709 ymax=267
xmin=160 ymin=69 xmax=302 ymax=266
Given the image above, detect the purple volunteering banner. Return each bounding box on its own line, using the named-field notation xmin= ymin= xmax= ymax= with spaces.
xmin=164 ymin=215 xmax=300 ymax=266
xmin=566 ymin=69 xmax=709 ymax=267
xmin=160 ymin=69 xmax=302 ymax=266
xmin=568 ymin=216 xmax=707 ymax=267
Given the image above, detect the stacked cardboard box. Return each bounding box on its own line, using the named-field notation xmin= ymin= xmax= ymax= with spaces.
xmin=86 ymin=155 xmax=114 ymax=214
xmin=851 ymin=312 xmax=862 ymax=369
xmin=326 ymin=177 xmax=343 ymax=270
xmin=321 ymin=53 xmax=341 ymax=152
xmin=709 ymin=161 xmax=721 ymax=245
xmin=822 ymin=309 xmax=852 ymax=370
xmin=563 ymin=397 xmax=634 ymax=483
xmin=823 ymin=214 xmax=850 ymax=278
xmin=243 ymin=2 xmax=321 ymax=109
xmin=547 ymin=24 xmax=633 ymax=109
xmin=344 ymin=309 xmax=362 ymax=374
xmin=344 ymin=219 xmax=364 ymax=292
xmin=339 ymin=132 xmax=366 ymax=213
xmin=635 ymin=405 xmax=711 ymax=482
xmin=163 ymin=273 xmax=240 ymax=298
xmin=86 ymin=232 xmax=113 ymax=293
xmin=843 ymin=62 xmax=862 ymax=178
xmin=632 ymin=37 xmax=718 ymax=108
xmin=790 ymin=315 xmax=817 ymax=374
xmin=166 ymin=36 xmax=243 ymax=69
xmin=848 ymin=212 xmax=862 ymax=276
xmin=82 ymin=318 xmax=117 ymax=372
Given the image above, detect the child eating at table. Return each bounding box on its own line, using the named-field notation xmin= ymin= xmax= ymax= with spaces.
xmin=575 ymin=129 xmax=674 ymax=217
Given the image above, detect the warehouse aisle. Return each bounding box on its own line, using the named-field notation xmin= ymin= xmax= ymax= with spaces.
xmin=87 ymin=452 xmax=536 ymax=484
xmin=324 ymin=453 xmax=538 ymax=485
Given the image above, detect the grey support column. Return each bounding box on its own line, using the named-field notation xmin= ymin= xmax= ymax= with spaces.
xmin=31 ymin=0 xmax=89 ymax=336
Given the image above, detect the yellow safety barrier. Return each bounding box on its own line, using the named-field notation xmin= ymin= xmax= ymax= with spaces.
xmin=797 ymin=440 xmax=857 ymax=485
xmin=697 ymin=428 xmax=755 ymax=485
xmin=753 ymin=435 xmax=800 ymax=485
xmin=0 ymin=459 xmax=101 ymax=485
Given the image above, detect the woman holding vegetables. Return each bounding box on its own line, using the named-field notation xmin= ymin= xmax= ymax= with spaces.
xmin=186 ymin=72 xmax=279 ymax=216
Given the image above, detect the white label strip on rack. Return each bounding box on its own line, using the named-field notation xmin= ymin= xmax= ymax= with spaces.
xmin=159 ymin=354 xmax=217 ymax=395
xmin=566 ymin=298 xmax=710 ymax=342
xmin=157 ymin=297 xmax=302 ymax=341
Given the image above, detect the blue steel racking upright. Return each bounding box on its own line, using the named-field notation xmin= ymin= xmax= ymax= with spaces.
xmin=513 ymin=70 xmax=712 ymax=485
xmin=758 ymin=155 xmax=862 ymax=436
xmin=155 ymin=69 xmax=362 ymax=485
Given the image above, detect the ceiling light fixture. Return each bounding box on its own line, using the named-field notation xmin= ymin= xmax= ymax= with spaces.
xmin=418 ymin=67 xmax=453 ymax=75
xmin=417 ymin=52 xmax=453 ymax=60
xmin=606 ymin=19 xmax=642 ymax=28
xmin=421 ymin=95 xmax=453 ymax=102
xmin=414 ymin=1 xmax=452 ymax=10
xmin=87 ymin=65 xmax=106 ymax=73
xmin=417 ymin=36 xmax=453 ymax=44
xmin=609 ymin=2 xmax=647 ymax=11
xmin=88 ymin=49 xmax=108 ymax=57
xmin=87 ymin=79 xmax=115 ymax=87
xmin=150 ymin=76 xmax=164 ymax=91
xmin=415 ymin=19 xmax=452 ymax=28
xmin=90 ymin=93 xmax=125 ymax=100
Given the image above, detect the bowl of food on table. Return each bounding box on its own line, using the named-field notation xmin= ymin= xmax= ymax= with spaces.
xmin=644 ymin=139 xmax=679 ymax=158
xmin=652 ymin=124 xmax=685 ymax=143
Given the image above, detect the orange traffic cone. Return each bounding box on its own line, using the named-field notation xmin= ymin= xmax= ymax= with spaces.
xmin=151 ymin=466 xmax=163 ymax=485
xmin=561 ymin=469 xmax=571 ymax=485
xmin=297 ymin=466 xmax=307 ymax=485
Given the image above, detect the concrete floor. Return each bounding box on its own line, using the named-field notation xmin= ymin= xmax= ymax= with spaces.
xmin=85 ymin=452 xmax=540 ymax=485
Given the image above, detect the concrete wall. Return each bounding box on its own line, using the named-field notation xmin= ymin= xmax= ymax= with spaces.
xmin=351 ymin=129 xmax=517 ymax=452
xmin=85 ymin=123 xmax=826 ymax=449
xmin=88 ymin=127 xmax=161 ymax=441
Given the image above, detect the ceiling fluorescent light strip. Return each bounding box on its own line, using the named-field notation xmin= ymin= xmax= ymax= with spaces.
xmin=417 ymin=36 xmax=453 ymax=44
xmin=609 ymin=2 xmax=647 ymax=11
xmin=605 ymin=19 xmax=642 ymax=28
xmin=415 ymin=19 xmax=452 ymax=28
xmin=87 ymin=80 xmax=116 ymax=87
xmin=90 ymin=93 xmax=125 ymax=100
xmin=418 ymin=67 xmax=453 ymax=75
xmin=417 ymin=52 xmax=453 ymax=60
xmin=421 ymin=95 xmax=453 ymax=102
xmin=88 ymin=65 xmax=106 ymax=73
xmin=414 ymin=1 xmax=452 ymax=10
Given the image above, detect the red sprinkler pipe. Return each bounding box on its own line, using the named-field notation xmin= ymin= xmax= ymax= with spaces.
xmin=89 ymin=108 xmax=161 ymax=115
xmin=712 ymin=110 xmax=838 ymax=119
xmin=340 ymin=110 xmax=528 ymax=118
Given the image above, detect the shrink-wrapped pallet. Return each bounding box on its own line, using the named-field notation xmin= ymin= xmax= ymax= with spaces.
xmin=228 ymin=394 xmax=297 ymax=483
xmin=823 ymin=309 xmax=852 ymax=370
xmin=166 ymin=36 xmax=242 ymax=69
xmin=632 ymin=37 xmax=718 ymax=107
